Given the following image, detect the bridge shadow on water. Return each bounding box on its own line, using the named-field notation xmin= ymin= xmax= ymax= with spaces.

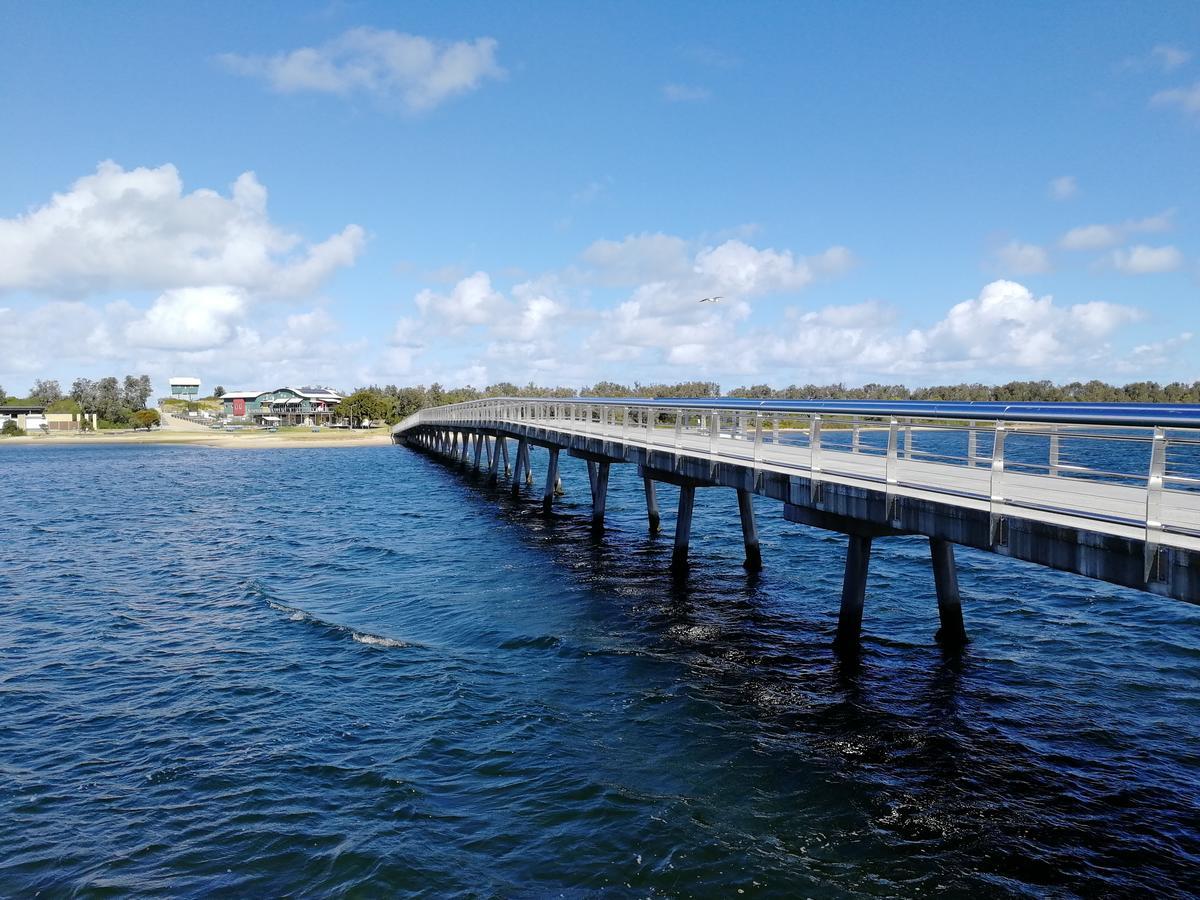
xmin=406 ymin=442 xmax=1200 ymax=896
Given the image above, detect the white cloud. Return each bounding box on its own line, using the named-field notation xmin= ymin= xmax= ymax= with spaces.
xmin=1151 ymin=82 xmax=1200 ymax=119
xmin=414 ymin=271 xmax=503 ymax=328
xmin=220 ymin=27 xmax=504 ymax=112
xmin=581 ymin=233 xmax=692 ymax=285
xmin=0 ymin=161 xmax=364 ymax=296
xmin=124 ymin=286 xmax=247 ymax=351
xmin=1152 ymin=45 xmax=1192 ymax=71
xmin=993 ymin=241 xmax=1051 ymax=275
xmin=1048 ymin=175 xmax=1078 ymax=200
xmin=1111 ymin=244 xmax=1184 ymax=274
xmin=1059 ymin=209 xmax=1174 ymax=250
xmin=662 ymin=83 xmax=711 ymax=102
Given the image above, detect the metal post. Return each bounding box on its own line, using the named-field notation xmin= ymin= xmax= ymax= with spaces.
xmin=737 ymin=489 xmax=762 ymax=571
xmin=930 ymin=538 xmax=967 ymax=647
xmin=967 ymin=420 xmax=978 ymax=468
xmin=709 ymin=412 xmax=720 ymax=457
xmin=851 ymin=417 xmax=860 ymax=452
xmin=543 ymin=447 xmax=559 ymax=514
xmin=835 ymin=533 xmax=872 ymax=649
xmin=885 ymin=417 xmax=899 ymax=523
xmin=671 ymin=484 xmax=696 ymax=571
xmin=989 ymin=423 xmax=1008 ymax=545
xmin=1049 ymin=426 xmax=1060 ymax=477
xmin=644 ymin=477 xmax=661 ymax=534
xmin=809 ymin=414 xmax=822 ymax=503
xmin=1145 ymin=426 xmax=1167 ymax=581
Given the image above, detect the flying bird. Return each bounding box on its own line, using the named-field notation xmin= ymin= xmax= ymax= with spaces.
xmin=697 ymin=295 xmax=724 ymax=303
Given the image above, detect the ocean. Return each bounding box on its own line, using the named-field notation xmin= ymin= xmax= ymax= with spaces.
xmin=1 ymin=443 xmax=1197 ymax=896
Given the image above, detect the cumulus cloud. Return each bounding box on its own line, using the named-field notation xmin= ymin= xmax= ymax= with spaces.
xmin=0 ymin=161 xmax=364 ymax=296
xmin=1111 ymin=244 xmax=1184 ymax=274
xmin=1059 ymin=209 xmax=1174 ymax=250
xmin=1048 ymin=175 xmax=1078 ymax=200
xmin=993 ymin=241 xmax=1051 ymax=275
xmin=124 ymin=287 xmax=247 ymax=351
xmin=662 ymin=83 xmax=711 ymax=102
xmin=414 ymin=271 xmax=503 ymax=327
xmin=220 ymin=27 xmax=504 ymax=112
xmin=1151 ymin=82 xmax=1200 ymax=119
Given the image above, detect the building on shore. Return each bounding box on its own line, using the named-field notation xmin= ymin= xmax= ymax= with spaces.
xmin=0 ymin=404 xmax=94 ymax=431
xmin=221 ymin=386 xmax=343 ymax=426
xmin=168 ymin=377 xmax=201 ymax=400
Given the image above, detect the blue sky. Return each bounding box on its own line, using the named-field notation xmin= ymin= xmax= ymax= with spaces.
xmin=1 ymin=0 xmax=1197 ymax=395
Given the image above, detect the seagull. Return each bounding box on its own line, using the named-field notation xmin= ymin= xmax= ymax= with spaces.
xmin=697 ymin=295 xmax=724 ymax=303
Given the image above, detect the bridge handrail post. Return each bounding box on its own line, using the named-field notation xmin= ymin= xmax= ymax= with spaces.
xmin=968 ymin=420 xmax=977 ymax=467
xmin=989 ymin=422 xmax=1008 ymax=544
xmin=903 ymin=417 xmax=913 ymax=459
xmin=810 ymin=415 xmax=823 ymax=502
xmin=851 ymin=416 xmax=860 ymax=453
xmin=772 ymin=414 xmax=780 ymax=445
xmin=1049 ymin=425 xmax=1061 ymax=476
xmin=709 ymin=412 xmax=720 ymax=458
xmin=885 ymin=416 xmax=899 ymax=522
xmin=1144 ymin=426 xmax=1167 ymax=580
xmin=622 ymin=406 xmax=629 ymax=442
xmin=674 ymin=409 xmax=683 ymax=451
xmin=753 ymin=413 xmax=764 ymax=470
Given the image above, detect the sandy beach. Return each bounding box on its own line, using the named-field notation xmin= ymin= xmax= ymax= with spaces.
xmin=0 ymin=428 xmax=394 ymax=450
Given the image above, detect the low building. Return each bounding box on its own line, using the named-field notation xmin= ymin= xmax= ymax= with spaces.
xmin=222 ymin=386 xmax=343 ymax=426
xmin=169 ymin=376 xmax=201 ymax=400
xmin=0 ymin=405 xmax=87 ymax=432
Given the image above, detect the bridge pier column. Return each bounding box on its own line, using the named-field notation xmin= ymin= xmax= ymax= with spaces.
xmin=461 ymin=431 xmax=470 ymax=464
xmin=523 ymin=442 xmax=534 ymax=485
xmin=543 ymin=448 xmax=560 ymax=514
xmin=930 ymin=538 xmax=967 ymax=648
xmin=671 ymin=484 xmax=696 ymax=571
xmin=591 ymin=462 xmax=611 ymax=528
xmin=586 ymin=460 xmax=598 ymax=497
xmin=512 ymin=438 xmax=528 ymax=493
xmin=489 ymin=436 xmax=502 ymax=483
xmin=737 ymin=489 xmax=762 ymax=571
xmin=835 ymin=533 xmax=873 ymax=649
xmin=473 ymin=433 xmax=484 ymax=469
xmin=643 ymin=477 xmax=660 ymax=533
xmin=500 ymin=436 xmax=511 ymax=477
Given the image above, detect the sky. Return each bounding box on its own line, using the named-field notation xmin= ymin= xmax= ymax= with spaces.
xmin=1 ymin=0 xmax=1198 ymax=397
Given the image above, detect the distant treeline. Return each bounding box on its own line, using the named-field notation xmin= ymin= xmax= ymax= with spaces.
xmin=0 ymin=376 xmax=154 ymax=427
xmin=344 ymin=378 xmax=1200 ymax=424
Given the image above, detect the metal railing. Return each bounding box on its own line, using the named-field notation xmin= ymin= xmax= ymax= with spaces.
xmin=394 ymin=397 xmax=1200 ymax=567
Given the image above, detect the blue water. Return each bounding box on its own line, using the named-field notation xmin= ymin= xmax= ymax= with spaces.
xmin=1 ymin=443 xmax=1197 ymax=897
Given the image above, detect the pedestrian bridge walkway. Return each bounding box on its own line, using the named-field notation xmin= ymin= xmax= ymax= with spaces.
xmin=393 ymin=397 xmax=1200 ymax=648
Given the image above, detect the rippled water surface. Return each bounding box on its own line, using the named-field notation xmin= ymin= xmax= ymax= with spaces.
xmin=1 ymin=444 xmax=1197 ymax=897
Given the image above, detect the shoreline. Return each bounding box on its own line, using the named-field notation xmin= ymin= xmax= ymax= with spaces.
xmin=0 ymin=429 xmax=394 ymax=450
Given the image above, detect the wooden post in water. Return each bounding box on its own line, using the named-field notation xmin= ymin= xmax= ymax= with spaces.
xmin=930 ymin=538 xmax=967 ymax=648
xmin=643 ymin=477 xmax=661 ymax=533
xmin=543 ymin=448 xmax=560 ymax=514
xmin=835 ymin=533 xmax=873 ymax=649
xmin=671 ymin=484 xmax=696 ymax=571
xmin=737 ymin=489 xmax=762 ymax=571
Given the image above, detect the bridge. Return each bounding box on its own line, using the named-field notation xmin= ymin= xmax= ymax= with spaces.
xmin=392 ymin=398 xmax=1200 ymax=650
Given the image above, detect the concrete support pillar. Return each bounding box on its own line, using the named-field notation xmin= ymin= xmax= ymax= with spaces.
xmin=586 ymin=460 xmax=598 ymax=497
xmin=643 ymin=477 xmax=660 ymax=533
xmin=473 ymin=433 xmax=484 ymax=469
xmin=671 ymin=484 xmax=696 ymax=571
xmin=543 ymin=448 xmax=560 ymax=514
xmin=489 ymin=436 xmax=502 ymax=483
xmin=737 ymin=489 xmax=762 ymax=571
xmin=461 ymin=431 xmax=470 ymax=464
xmin=930 ymin=538 xmax=967 ymax=648
xmin=512 ymin=438 xmax=528 ymax=493
xmin=591 ymin=462 xmax=611 ymax=528
xmin=835 ymin=534 xmax=873 ymax=649
xmin=523 ymin=442 xmax=534 ymax=485
xmin=499 ymin=436 xmax=511 ymax=477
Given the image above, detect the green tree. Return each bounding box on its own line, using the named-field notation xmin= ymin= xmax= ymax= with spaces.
xmin=213 ymin=385 xmax=226 ymax=398
xmin=1 ymin=420 xmax=24 ymax=437
xmin=339 ymin=389 xmax=392 ymax=427
xmin=30 ymin=379 xmax=63 ymax=405
xmin=131 ymin=409 xmax=161 ymax=430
